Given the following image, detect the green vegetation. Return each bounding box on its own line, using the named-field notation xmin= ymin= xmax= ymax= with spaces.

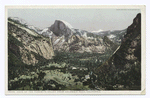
xmin=8 ymin=33 xmax=24 ymax=47
xmin=8 ymin=49 xmax=113 ymax=90
xmin=117 ymin=62 xmax=141 ymax=88
xmin=53 ymin=51 xmax=111 ymax=68
xmin=8 ymin=15 xmax=141 ymax=90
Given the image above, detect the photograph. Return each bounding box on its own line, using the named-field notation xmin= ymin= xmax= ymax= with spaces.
xmin=5 ymin=5 xmax=145 ymax=94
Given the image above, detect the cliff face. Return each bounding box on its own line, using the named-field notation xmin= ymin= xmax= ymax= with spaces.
xmin=108 ymin=13 xmax=141 ymax=69
xmin=8 ymin=20 xmax=54 ymax=66
xmin=50 ymin=20 xmax=74 ymax=41
xmin=95 ymin=13 xmax=141 ymax=90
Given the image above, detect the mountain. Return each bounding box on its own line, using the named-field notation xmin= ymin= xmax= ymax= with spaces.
xmin=92 ymin=29 xmax=127 ymax=44
xmin=8 ymin=18 xmax=54 ymax=65
xmin=8 ymin=17 xmax=27 ymax=25
xmin=40 ymin=27 xmax=53 ymax=38
xmin=27 ymin=25 xmax=41 ymax=34
xmin=8 ymin=17 xmax=43 ymax=34
xmin=49 ymin=20 xmax=119 ymax=53
xmin=8 ymin=18 xmax=54 ymax=80
xmin=9 ymin=17 xmax=126 ymax=54
xmin=50 ymin=20 xmax=74 ymax=40
xmin=94 ymin=13 xmax=141 ymax=90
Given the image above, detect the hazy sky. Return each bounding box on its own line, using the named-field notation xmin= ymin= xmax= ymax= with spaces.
xmin=8 ymin=9 xmax=140 ymax=31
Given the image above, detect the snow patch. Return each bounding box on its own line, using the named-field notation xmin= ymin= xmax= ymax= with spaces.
xmin=27 ymin=25 xmax=40 ymax=33
xmin=82 ymin=32 xmax=87 ymax=38
xmin=87 ymin=36 xmax=94 ymax=39
xmin=107 ymin=34 xmax=116 ymax=39
xmin=41 ymin=28 xmax=49 ymax=33
xmin=92 ymin=29 xmax=103 ymax=33
xmin=54 ymin=39 xmax=60 ymax=45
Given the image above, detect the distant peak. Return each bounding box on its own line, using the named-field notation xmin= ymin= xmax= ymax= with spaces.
xmin=92 ymin=29 xmax=103 ymax=33
xmin=8 ymin=17 xmax=27 ymax=25
xmin=55 ymin=20 xmax=74 ymax=29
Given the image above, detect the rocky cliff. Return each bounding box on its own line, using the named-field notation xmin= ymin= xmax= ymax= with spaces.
xmin=8 ymin=19 xmax=54 ymax=66
xmin=94 ymin=13 xmax=141 ymax=90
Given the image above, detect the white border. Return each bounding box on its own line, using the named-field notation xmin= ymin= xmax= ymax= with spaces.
xmin=5 ymin=5 xmax=146 ymax=95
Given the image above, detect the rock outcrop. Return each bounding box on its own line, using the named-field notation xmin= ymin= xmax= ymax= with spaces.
xmin=94 ymin=13 xmax=141 ymax=90
xmin=50 ymin=20 xmax=74 ymax=40
xmin=8 ymin=19 xmax=54 ymax=66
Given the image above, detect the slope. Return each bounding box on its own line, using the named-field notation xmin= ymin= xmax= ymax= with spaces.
xmin=8 ymin=19 xmax=54 ymax=81
xmin=94 ymin=13 xmax=141 ymax=90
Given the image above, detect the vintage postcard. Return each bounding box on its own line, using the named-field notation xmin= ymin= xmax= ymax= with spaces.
xmin=5 ymin=5 xmax=146 ymax=95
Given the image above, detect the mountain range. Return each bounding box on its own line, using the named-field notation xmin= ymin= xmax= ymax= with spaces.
xmin=8 ymin=17 xmax=126 ymax=53
xmin=7 ymin=13 xmax=141 ymax=90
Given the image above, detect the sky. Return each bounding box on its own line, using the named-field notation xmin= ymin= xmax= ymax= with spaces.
xmin=8 ymin=9 xmax=140 ymax=31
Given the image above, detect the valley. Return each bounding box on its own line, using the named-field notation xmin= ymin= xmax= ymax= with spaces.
xmin=8 ymin=13 xmax=141 ymax=90
xmin=8 ymin=51 xmax=112 ymax=90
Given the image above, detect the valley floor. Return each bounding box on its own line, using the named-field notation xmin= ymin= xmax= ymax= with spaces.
xmin=8 ymin=52 xmax=111 ymax=90
xmin=8 ymin=51 xmax=141 ymax=90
